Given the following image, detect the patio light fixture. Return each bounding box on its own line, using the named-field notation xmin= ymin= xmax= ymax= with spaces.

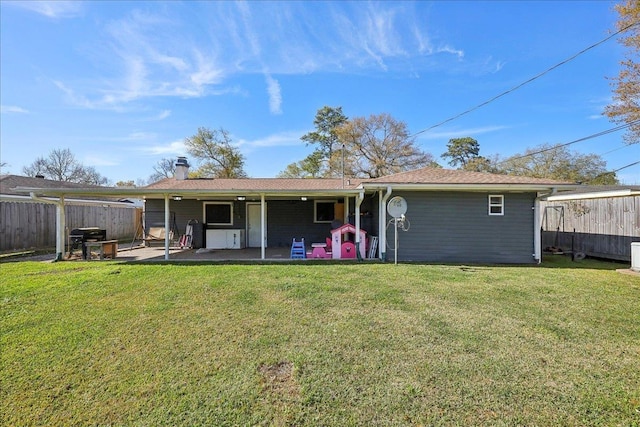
xmin=301 ymin=196 xmax=308 ymax=201
xmin=237 ymin=196 xmax=246 ymax=201
xmin=172 ymin=196 xmax=182 ymax=201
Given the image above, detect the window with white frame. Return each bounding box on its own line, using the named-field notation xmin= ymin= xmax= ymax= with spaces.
xmin=488 ymin=195 xmax=504 ymax=216
xmin=314 ymin=200 xmax=336 ymax=223
xmin=204 ymin=202 xmax=233 ymax=225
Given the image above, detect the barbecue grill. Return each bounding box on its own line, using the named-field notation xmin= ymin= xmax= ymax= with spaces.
xmin=70 ymin=228 xmax=107 ymax=259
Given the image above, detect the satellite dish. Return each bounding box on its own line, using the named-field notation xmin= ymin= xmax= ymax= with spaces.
xmin=387 ymin=196 xmax=407 ymax=218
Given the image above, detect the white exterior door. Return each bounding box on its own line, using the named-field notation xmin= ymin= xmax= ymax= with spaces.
xmin=247 ymin=203 xmax=266 ymax=247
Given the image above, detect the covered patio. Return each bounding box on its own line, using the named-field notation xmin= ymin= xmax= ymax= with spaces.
xmin=94 ymin=245 xmax=379 ymax=263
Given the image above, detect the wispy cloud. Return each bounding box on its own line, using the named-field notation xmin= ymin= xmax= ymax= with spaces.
xmin=5 ymin=1 xmax=83 ymax=19
xmin=417 ymin=125 xmax=510 ymax=140
xmin=265 ymin=74 xmax=282 ymax=115
xmin=83 ymin=155 xmax=118 ymax=167
xmin=0 ymin=105 xmax=29 ymax=114
xmin=237 ymin=131 xmax=304 ymax=149
xmin=142 ymin=140 xmax=186 ymax=156
xmin=53 ymin=3 xmax=471 ymax=111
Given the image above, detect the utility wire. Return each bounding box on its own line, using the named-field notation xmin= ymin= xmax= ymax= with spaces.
xmin=411 ymin=21 xmax=640 ymax=138
xmin=598 ymin=142 xmax=633 ymax=157
xmin=612 ymin=160 xmax=640 ymax=173
xmin=496 ymin=120 xmax=640 ymax=165
xmin=586 ymin=160 xmax=640 ymax=183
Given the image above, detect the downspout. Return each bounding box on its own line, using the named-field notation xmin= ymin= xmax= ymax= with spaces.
xmin=164 ymin=194 xmax=170 ymax=261
xmin=355 ymin=190 xmax=364 ymax=260
xmin=30 ymin=192 xmax=66 ymax=261
xmin=379 ymin=186 xmax=392 ymax=260
xmin=534 ymin=188 xmax=557 ymax=264
xmin=260 ymin=193 xmax=266 ymax=260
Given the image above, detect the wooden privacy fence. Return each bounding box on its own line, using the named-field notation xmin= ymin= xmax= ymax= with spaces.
xmin=540 ymin=196 xmax=639 ymax=261
xmin=0 ymin=201 xmax=142 ymax=252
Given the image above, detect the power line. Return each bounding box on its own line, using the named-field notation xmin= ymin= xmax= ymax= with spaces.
xmin=586 ymin=159 xmax=640 ymax=184
xmin=613 ymin=160 xmax=640 ymax=173
xmin=411 ymin=21 xmax=640 ymax=138
xmin=598 ymin=142 xmax=633 ymax=157
xmin=497 ymin=120 xmax=640 ymax=165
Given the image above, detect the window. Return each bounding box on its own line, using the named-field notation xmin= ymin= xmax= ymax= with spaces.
xmin=314 ymin=200 xmax=336 ymax=223
xmin=488 ymin=195 xmax=504 ymax=216
xmin=204 ymin=202 xmax=233 ymax=225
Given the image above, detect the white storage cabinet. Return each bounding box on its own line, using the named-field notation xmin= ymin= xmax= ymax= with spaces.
xmin=206 ymin=229 xmax=246 ymax=249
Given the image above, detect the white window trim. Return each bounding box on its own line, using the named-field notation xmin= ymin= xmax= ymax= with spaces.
xmin=203 ymin=202 xmax=234 ymax=226
xmin=488 ymin=195 xmax=504 ymax=216
xmin=314 ymin=199 xmax=337 ymax=223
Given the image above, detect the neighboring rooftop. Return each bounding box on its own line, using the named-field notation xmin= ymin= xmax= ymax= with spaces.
xmin=0 ymin=175 xmax=102 ymax=196
xmin=546 ymin=184 xmax=640 ymax=201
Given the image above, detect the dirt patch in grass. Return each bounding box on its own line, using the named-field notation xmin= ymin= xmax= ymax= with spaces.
xmin=257 ymin=361 xmax=301 ymax=425
xmin=258 ymin=361 xmax=298 ymax=397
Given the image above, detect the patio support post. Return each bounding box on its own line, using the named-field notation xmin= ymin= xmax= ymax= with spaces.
xmin=55 ymin=195 xmax=66 ymax=261
xmin=379 ymin=187 xmax=392 ymax=260
xmin=344 ymin=196 xmax=350 ymax=226
xmin=260 ymin=193 xmax=266 ymax=260
xmin=355 ymin=191 xmax=364 ymax=260
xmin=164 ymin=194 xmax=170 ymax=260
xmin=30 ymin=192 xmax=66 ymax=261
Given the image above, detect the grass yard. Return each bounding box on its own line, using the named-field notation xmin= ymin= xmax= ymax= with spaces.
xmin=1 ymin=257 xmax=639 ymax=426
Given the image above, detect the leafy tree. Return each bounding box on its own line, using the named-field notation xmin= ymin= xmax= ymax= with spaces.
xmin=22 ymin=148 xmax=109 ymax=185
xmin=336 ymin=113 xmax=435 ymax=178
xmin=277 ymin=150 xmax=326 ymax=178
xmin=184 ymin=127 xmax=247 ymax=178
xmin=300 ymin=106 xmax=348 ymax=177
xmin=464 ymin=155 xmax=501 ymax=173
xmin=498 ymin=144 xmax=618 ymax=184
xmin=149 ymin=158 xmax=176 ymax=182
xmin=604 ymin=0 xmax=640 ymax=143
xmin=441 ymin=137 xmax=481 ymax=168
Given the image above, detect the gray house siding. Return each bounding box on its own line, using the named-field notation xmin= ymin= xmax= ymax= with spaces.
xmin=386 ymin=191 xmax=536 ymax=263
xmin=267 ymin=201 xmax=335 ymax=247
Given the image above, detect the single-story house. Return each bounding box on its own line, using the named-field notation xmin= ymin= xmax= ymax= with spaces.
xmin=1 ymin=174 xmax=140 ymax=252
xmin=540 ymin=185 xmax=640 ymax=261
xmin=11 ymin=159 xmax=576 ymax=263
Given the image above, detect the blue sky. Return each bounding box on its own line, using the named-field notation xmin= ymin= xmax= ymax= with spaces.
xmin=1 ymin=0 xmax=639 ymax=184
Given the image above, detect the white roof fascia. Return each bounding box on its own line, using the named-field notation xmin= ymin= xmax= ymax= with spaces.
xmin=546 ymin=189 xmax=640 ymax=201
xmin=10 ymin=186 xmax=363 ymax=199
xmin=361 ymin=183 xmax=578 ymax=192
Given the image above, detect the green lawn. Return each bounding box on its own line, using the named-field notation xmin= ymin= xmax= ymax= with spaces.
xmin=1 ymin=258 xmax=639 ymax=426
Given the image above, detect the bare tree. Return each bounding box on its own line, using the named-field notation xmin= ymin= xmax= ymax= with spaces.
xmin=22 ymin=148 xmax=109 ymax=185
xmin=149 ymin=158 xmax=177 ymax=182
xmin=336 ymin=113 xmax=435 ymax=178
xmin=498 ymin=144 xmax=618 ymax=184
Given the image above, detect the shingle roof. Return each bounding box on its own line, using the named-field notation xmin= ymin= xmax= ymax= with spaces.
xmin=142 ymin=168 xmax=574 ymax=192
xmin=144 ymin=177 xmax=364 ymax=192
xmin=364 ymin=167 xmax=574 ymax=185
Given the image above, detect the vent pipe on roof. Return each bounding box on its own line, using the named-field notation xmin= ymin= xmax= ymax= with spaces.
xmin=175 ymin=157 xmax=190 ymax=180
xmin=35 ymin=174 xmax=45 ymax=179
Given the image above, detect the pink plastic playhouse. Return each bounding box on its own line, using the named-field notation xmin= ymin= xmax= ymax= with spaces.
xmin=331 ymin=224 xmax=367 ymax=259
